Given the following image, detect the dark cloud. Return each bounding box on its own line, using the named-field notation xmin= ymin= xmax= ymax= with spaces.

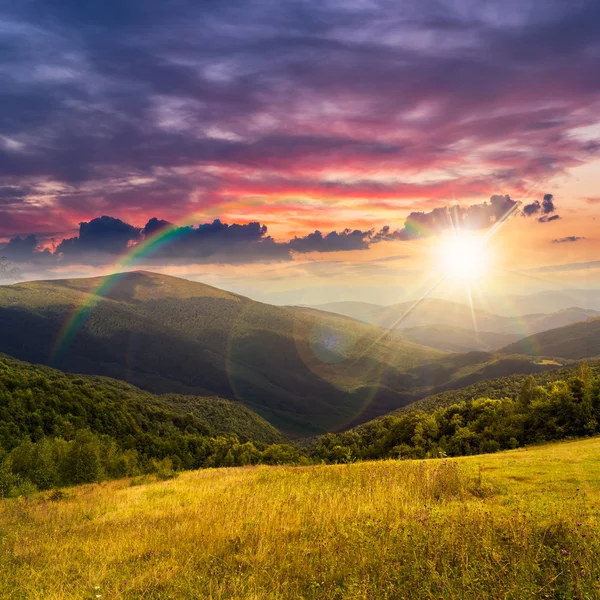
xmin=1 ymin=235 xmax=38 ymax=260
xmin=523 ymin=193 xmax=560 ymax=222
xmin=0 ymin=186 xmax=31 ymax=205
xmin=289 ymin=229 xmax=372 ymax=253
xmin=372 ymin=195 xmax=518 ymax=241
xmin=522 ymin=200 xmax=542 ymax=216
xmin=142 ymin=217 xmax=172 ymax=237
xmin=143 ymin=219 xmax=291 ymax=264
xmin=56 ymin=216 xmax=141 ymax=263
xmin=542 ymin=194 xmax=556 ymax=215
xmin=552 ymin=236 xmax=583 ymax=244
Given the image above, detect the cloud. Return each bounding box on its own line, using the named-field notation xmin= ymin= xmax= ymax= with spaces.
xmin=542 ymin=194 xmax=556 ymax=214
xmin=0 ymin=1 xmax=598 ymax=237
xmin=142 ymin=219 xmax=291 ymax=264
xmin=522 ymin=201 xmax=542 ymax=216
xmin=552 ymin=236 xmax=584 ymax=244
xmin=289 ymin=229 xmax=372 ymax=253
xmin=56 ymin=216 xmax=141 ymax=263
xmin=1 ymin=234 xmax=39 ymax=260
xmin=373 ymin=195 xmax=518 ymax=241
xmin=522 ymin=193 xmax=560 ymax=222
xmin=0 ymin=186 xmax=31 ymax=206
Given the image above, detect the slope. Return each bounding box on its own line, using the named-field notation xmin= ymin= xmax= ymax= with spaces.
xmin=378 ymin=360 xmax=600 ymax=417
xmin=3 ymin=437 xmax=600 ymax=599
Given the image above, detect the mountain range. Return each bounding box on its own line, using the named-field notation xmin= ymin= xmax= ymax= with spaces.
xmin=0 ymin=271 xmax=594 ymax=436
xmin=310 ymin=298 xmax=599 ymax=351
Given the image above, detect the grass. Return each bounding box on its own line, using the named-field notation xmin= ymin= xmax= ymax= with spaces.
xmin=2 ymin=438 xmax=600 ymax=599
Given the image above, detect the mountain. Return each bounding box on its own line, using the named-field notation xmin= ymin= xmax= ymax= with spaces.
xmin=0 ymin=271 xmax=444 ymax=436
xmin=500 ymin=317 xmax=600 ymax=360
xmin=398 ymin=325 xmax=520 ymax=352
xmin=311 ymin=298 xmax=599 ymax=351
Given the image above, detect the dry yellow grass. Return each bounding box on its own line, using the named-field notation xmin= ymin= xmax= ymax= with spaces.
xmin=2 ymin=437 xmax=600 ymax=599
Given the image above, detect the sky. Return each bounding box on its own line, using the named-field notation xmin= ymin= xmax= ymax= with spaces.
xmin=0 ymin=0 xmax=598 ymax=304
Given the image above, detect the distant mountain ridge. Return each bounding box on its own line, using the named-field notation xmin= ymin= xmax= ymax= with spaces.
xmin=310 ymin=298 xmax=599 ymax=351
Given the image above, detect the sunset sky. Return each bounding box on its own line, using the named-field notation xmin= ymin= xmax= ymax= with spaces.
xmin=0 ymin=0 xmax=598 ymax=303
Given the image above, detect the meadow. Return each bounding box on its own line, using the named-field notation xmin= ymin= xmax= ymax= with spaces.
xmin=1 ymin=437 xmax=600 ymax=599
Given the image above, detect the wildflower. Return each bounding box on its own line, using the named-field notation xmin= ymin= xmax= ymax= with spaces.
xmin=576 ymin=522 xmax=582 ymax=526
xmin=560 ymin=549 xmax=569 ymax=555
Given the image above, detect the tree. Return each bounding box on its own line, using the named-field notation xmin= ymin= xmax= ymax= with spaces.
xmin=61 ymin=430 xmax=102 ymax=484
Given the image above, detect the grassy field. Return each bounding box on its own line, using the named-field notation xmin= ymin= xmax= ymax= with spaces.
xmin=2 ymin=438 xmax=600 ymax=599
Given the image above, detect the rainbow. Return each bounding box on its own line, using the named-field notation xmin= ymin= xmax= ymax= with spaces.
xmin=51 ymin=222 xmax=192 ymax=361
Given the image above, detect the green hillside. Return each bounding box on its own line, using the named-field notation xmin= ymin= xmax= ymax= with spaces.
xmin=500 ymin=317 xmax=600 ymax=359
xmin=0 ymin=272 xmax=444 ymax=435
xmin=388 ymin=360 xmax=600 ymax=416
xmin=313 ymin=362 xmax=600 ymax=462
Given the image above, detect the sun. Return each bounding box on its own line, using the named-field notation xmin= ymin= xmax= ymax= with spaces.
xmin=437 ymin=232 xmax=489 ymax=281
